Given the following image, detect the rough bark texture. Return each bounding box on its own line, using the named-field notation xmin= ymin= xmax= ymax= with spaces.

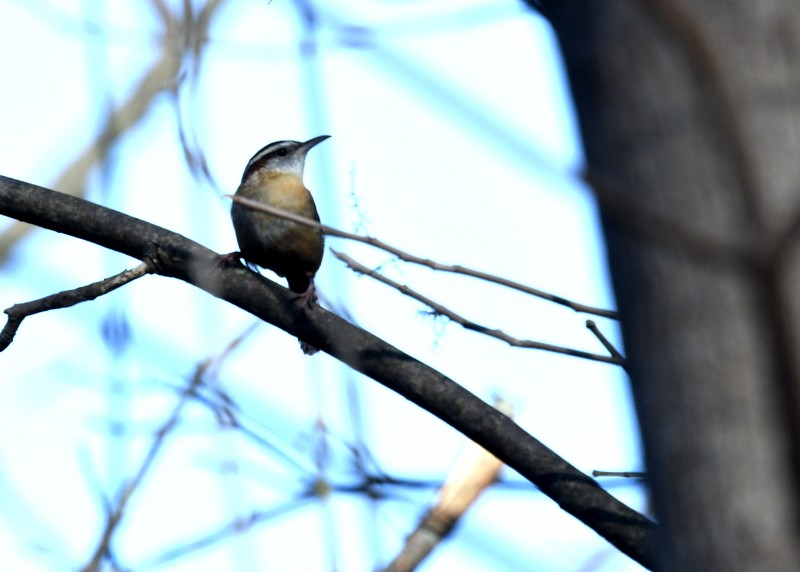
xmin=542 ymin=1 xmax=800 ymax=570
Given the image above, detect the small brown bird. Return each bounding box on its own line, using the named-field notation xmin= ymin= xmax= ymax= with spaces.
xmin=231 ymin=135 xmax=329 ymax=299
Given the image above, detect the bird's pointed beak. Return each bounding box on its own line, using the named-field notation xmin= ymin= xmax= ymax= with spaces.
xmin=297 ymin=135 xmax=331 ymax=155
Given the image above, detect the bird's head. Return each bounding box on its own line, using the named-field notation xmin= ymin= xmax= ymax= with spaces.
xmin=241 ymin=135 xmax=330 ymax=183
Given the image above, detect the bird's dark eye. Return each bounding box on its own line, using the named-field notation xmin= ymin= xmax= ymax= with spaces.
xmin=276 ymin=148 xmax=288 ymax=157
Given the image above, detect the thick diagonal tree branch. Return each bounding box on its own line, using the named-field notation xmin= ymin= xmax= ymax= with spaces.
xmin=0 ymin=175 xmax=655 ymax=569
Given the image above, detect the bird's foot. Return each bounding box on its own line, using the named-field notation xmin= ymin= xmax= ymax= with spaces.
xmin=218 ymin=251 xmax=244 ymax=267
xmin=295 ymin=280 xmax=319 ymax=355
xmin=294 ymin=280 xmax=318 ymax=309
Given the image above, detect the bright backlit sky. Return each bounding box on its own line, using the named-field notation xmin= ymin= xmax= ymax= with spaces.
xmin=0 ymin=1 xmax=646 ymax=571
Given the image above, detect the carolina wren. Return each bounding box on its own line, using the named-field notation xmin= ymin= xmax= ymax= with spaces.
xmin=231 ymin=135 xmax=329 ymax=298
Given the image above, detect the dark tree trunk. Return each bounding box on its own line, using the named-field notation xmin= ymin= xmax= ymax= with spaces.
xmin=539 ymin=1 xmax=800 ymax=570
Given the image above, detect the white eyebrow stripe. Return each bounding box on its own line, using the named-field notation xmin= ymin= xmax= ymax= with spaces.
xmin=246 ymin=141 xmax=295 ymax=169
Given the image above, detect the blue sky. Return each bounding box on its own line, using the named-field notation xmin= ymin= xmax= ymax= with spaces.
xmin=0 ymin=1 xmax=646 ymax=570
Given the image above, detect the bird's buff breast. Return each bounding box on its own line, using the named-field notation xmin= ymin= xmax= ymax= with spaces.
xmin=233 ymin=173 xmax=323 ymax=270
xmin=238 ymin=172 xmax=318 ymax=215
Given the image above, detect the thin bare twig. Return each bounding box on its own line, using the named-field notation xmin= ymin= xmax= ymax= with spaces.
xmin=334 ymin=249 xmax=624 ymax=366
xmin=81 ymin=323 xmax=255 ymax=572
xmin=586 ymin=320 xmax=626 ymax=364
xmin=0 ymin=263 xmax=151 ymax=352
xmin=228 ymin=195 xmax=618 ymax=319
xmin=142 ymin=497 xmax=317 ymax=567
